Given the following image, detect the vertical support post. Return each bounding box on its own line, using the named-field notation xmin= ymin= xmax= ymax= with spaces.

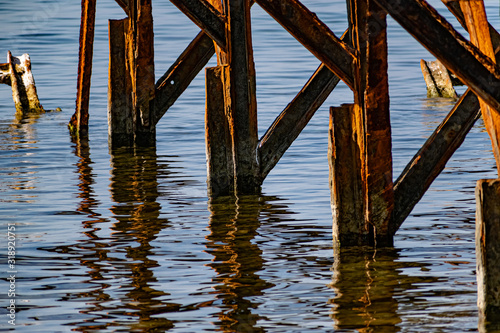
xmin=133 ymin=0 xmax=156 ymax=146
xmin=329 ymin=105 xmax=368 ymax=246
xmin=475 ymin=179 xmax=500 ymax=328
xmin=346 ymin=0 xmax=394 ymax=246
xmin=206 ymin=66 xmax=234 ymax=197
xmin=108 ymin=19 xmax=134 ymax=148
xmin=225 ymin=0 xmax=261 ymax=195
xmin=460 ymin=1 xmax=500 ymax=174
xmin=107 ymin=0 xmax=155 ymax=147
xmin=69 ymin=0 xmax=96 ymax=137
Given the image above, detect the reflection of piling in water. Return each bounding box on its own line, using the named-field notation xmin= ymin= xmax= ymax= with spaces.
xmin=329 ymin=247 xmax=444 ymax=332
xmin=329 ymin=248 xmax=401 ymax=332
xmin=205 ymin=196 xmax=273 ymax=332
xmin=49 ymin=143 xmax=177 ymax=330
xmin=96 ymin=147 xmax=176 ymax=330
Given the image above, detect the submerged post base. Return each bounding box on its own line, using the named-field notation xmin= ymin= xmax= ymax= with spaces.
xmin=420 ymin=59 xmax=458 ymax=98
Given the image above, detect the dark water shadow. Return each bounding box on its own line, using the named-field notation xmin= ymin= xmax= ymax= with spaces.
xmin=204 ymin=195 xmax=276 ymax=333
xmin=329 ymin=247 xmax=439 ymax=332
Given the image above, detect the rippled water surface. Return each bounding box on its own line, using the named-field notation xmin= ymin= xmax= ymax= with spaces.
xmin=1 ymin=0 xmax=500 ymax=332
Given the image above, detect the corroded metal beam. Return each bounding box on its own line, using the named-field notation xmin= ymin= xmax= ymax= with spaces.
xmin=258 ymin=30 xmax=349 ymax=180
xmin=443 ymin=0 xmax=500 ymax=64
xmin=393 ymin=89 xmax=480 ymax=232
xmin=258 ymin=63 xmax=340 ymax=179
xmin=374 ymin=0 xmax=500 ymax=112
xmin=153 ymin=31 xmax=215 ymax=125
xmin=168 ymin=0 xmax=227 ymax=50
xmin=256 ymin=0 xmax=355 ymax=90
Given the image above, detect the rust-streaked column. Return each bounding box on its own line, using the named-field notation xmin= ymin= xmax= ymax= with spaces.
xmin=108 ymin=0 xmax=155 ymax=147
xmin=205 ymin=66 xmax=234 ymax=197
xmin=329 ymin=104 xmax=367 ymax=246
xmin=69 ymin=0 xmax=96 ymax=137
xmin=225 ymin=0 xmax=260 ymax=194
xmin=347 ymin=0 xmax=394 ymax=246
xmin=132 ymin=0 xmax=155 ymax=146
xmin=108 ymin=18 xmax=134 ymax=148
xmin=460 ymin=1 xmax=500 ymax=174
xmin=475 ymin=179 xmax=500 ymax=328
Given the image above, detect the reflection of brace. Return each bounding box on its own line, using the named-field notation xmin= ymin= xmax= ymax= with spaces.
xmin=0 ymin=51 xmax=44 ymax=115
xmin=420 ymin=59 xmax=459 ymax=99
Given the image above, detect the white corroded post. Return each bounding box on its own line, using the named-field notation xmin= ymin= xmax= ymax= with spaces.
xmin=1 ymin=52 xmax=44 ymax=115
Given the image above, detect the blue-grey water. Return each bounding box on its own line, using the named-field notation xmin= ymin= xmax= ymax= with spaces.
xmin=1 ymin=0 xmax=499 ymax=332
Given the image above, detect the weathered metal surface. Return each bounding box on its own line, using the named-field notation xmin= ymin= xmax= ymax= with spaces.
xmin=168 ymin=0 xmax=227 ymax=50
xmin=207 ymin=0 xmax=228 ymax=65
xmin=225 ymin=0 xmax=261 ymax=194
xmin=475 ymin=179 xmax=500 ymax=328
xmin=6 ymin=52 xmax=44 ymax=115
xmin=205 ymin=66 xmax=234 ymax=197
xmin=459 ymin=0 xmax=500 ymax=174
xmin=7 ymin=53 xmax=22 ymax=113
xmin=133 ymin=0 xmax=156 ymax=146
xmin=259 ymin=63 xmax=340 ymax=180
xmin=329 ymin=104 xmax=367 ymax=247
xmin=393 ymin=89 xmax=480 ymax=232
xmin=107 ymin=0 xmax=155 ymax=147
xmin=443 ymin=0 xmax=500 ymax=64
xmin=374 ymin=0 xmax=500 ymax=112
xmin=393 ymin=1 xmax=500 ymax=233
xmin=108 ymin=18 xmax=134 ymax=148
xmin=255 ymin=0 xmax=355 ymax=90
xmin=69 ymin=0 xmax=96 ymax=136
xmin=258 ymin=30 xmax=348 ymax=180
xmin=348 ymin=0 xmax=393 ymax=246
xmin=420 ymin=59 xmax=457 ymax=98
xmin=153 ymin=31 xmax=215 ymax=125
